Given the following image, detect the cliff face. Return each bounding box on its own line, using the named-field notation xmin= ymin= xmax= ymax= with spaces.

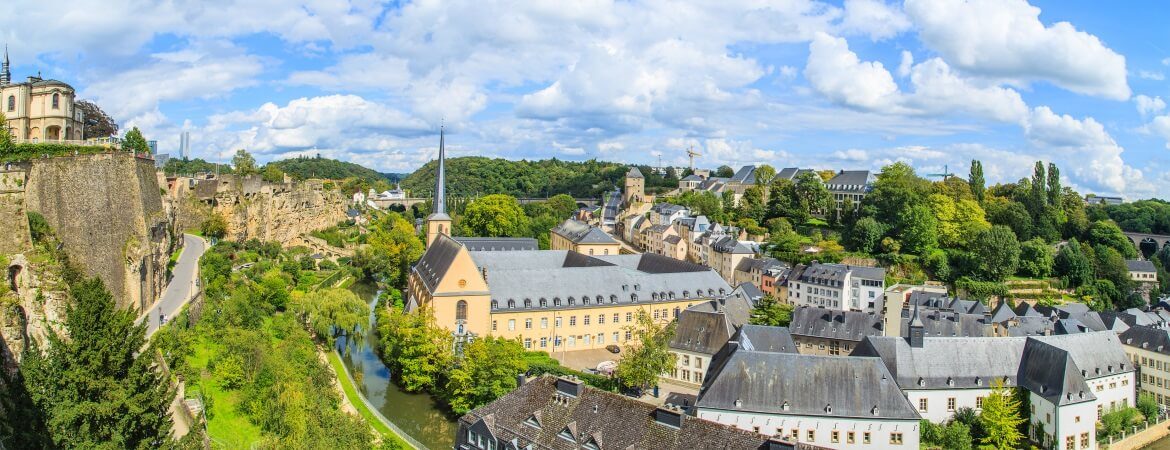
xmin=22 ymin=153 xmax=173 ymax=311
xmin=0 ymin=168 xmax=32 ymax=254
xmin=172 ymin=175 xmax=347 ymax=246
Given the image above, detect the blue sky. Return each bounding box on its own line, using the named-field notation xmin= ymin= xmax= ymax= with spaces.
xmin=3 ymin=0 xmax=1169 ymax=198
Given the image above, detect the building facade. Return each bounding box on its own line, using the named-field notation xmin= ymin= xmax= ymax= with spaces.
xmin=549 ymin=218 xmax=621 ymax=256
xmin=1 ymin=50 xmax=85 ymax=142
xmin=788 ymin=263 xmax=886 ymax=313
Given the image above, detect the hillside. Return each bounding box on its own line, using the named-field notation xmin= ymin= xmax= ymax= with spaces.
xmin=400 ymin=156 xmax=632 ymax=198
xmin=269 ymin=156 xmax=393 ymax=184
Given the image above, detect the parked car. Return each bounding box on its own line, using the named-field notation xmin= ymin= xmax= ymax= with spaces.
xmin=606 ymin=345 xmax=621 ymax=354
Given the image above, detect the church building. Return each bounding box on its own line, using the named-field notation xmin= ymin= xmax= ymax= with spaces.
xmin=406 ymin=130 xmax=732 ymax=352
xmin=0 ymin=47 xmax=85 ymax=142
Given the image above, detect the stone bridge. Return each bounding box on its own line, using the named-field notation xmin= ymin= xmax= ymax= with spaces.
xmin=1125 ymin=232 xmax=1170 ymax=254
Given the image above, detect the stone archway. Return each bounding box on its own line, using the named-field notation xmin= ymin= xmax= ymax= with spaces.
xmin=8 ymin=264 xmax=22 ymax=294
xmin=1140 ymin=238 xmax=1160 ymax=260
xmin=46 ymin=125 xmax=61 ymax=141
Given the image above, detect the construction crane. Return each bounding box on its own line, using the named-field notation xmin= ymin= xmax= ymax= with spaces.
xmin=926 ymin=164 xmax=955 ymax=180
xmin=686 ymin=145 xmax=702 ymax=170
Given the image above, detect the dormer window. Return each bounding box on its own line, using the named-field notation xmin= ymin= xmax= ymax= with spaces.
xmin=947 ymin=377 xmax=954 ymax=387
xmin=734 ymin=399 xmax=743 ymax=408
xmin=918 ymin=377 xmax=925 ymax=387
xmin=524 ymin=414 xmax=542 ymax=429
xmin=558 ymin=427 xmax=575 ymax=442
xmin=508 ymin=299 xmax=515 ymax=309
xmin=825 ymin=404 xmax=832 ymax=414
xmin=975 ymin=377 xmax=982 ymax=386
xmin=631 ymin=294 xmax=638 ymax=302
xmin=524 ymin=298 xmax=532 ymax=308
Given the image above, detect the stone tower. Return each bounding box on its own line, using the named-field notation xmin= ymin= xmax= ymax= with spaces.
xmin=426 ymin=127 xmax=452 ymax=248
xmin=623 ymin=166 xmax=644 ymax=207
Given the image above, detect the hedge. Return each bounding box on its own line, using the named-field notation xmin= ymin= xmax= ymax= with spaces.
xmin=1 ymin=143 xmax=118 ymax=161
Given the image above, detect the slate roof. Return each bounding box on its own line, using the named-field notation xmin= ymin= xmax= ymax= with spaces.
xmin=730 ymin=165 xmax=757 ymax=184
xmin=1120 ymin=325 xmax=1170 ymax=355
xmin=775 ymin=168 xmax=816 ymax=181
xmin=795 ymin=263 xmax=885 ymax=286
xmin=1128 ymin=260 xmax=1157 ymax=272
xmin=733 ymin=283 xmax=765 ymax=305
xmin=626 ymin=166 xmax=644 ymax=179
xmin=697 ymin=351 xmax=920 ymax=421
xmin=413 ymin=233 xmax=465 ymax=291
xmin=652 ymin=203 xmax=689 ymax=216
xmin=988 ymin=301 xmax=1017 ymax=323
xmin=1018 ymin=333 xmax=1133 ymax=406
xmin=670 ymin=295 xmax=754 ymax=355
xmin=712 ymin=236 xmax=755 ymax=254
xmin=455 ymin=237 xmax=539 ymax=251
xmin=682 ymin=174 xmax=704 ymax=182
xmin=664 ymin=235 xmax=683 ymax=245
xmin=999 ymin=316 xmax=1055 ymax=337
xmin=551 ymin=219 xmax=619 ymax=245
xmin=898 ymin=309 xmax=988 ymax=338
xmin=471 ymin=251 xmax=731 ymax=312
xmin=788 ymin=307 xmax=884 ymax=342
xmin=907 ymin=291 xmax=986 ymax=315
xmin=736 ymin=325 xmax=799 ymax=353
xmin=459 ymin=375 xmax=815 ymax=450
xmin=852 ymin=336 xmax=1029 ymax=390
xmin=735 ymin=257 xmax=787 ymax=274
xmin=825 ymin=170 xmax=873 ymax=191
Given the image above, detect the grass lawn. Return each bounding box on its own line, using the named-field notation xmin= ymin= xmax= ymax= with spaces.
xmin=326 ymin=350 xmax=413 ymax=449
xmin=187 ymin=337 xmax=263 ymax=449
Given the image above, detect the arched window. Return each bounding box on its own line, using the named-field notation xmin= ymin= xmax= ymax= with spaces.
xmin=6 ymin=96 xmax=13 ymax=112
xmin=456 ymin=300 xmax=468 ymax=321
xmin=507 ymin=299 xmax=515 ymax=309
xmin=52 ymin=93 xmax=60 ymax=109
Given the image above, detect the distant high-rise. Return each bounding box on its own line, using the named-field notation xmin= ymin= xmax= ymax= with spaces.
xmin=179 ymin=131 xmax=190 ymax=159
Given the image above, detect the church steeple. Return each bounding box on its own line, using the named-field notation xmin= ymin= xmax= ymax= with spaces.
xmin=1 ymin=45 xmax=11 ymax=86
xmin=425 ymin=125 xmax=452 ymax=248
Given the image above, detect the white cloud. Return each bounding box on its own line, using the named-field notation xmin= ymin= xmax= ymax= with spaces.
xmin=904 ymin=0 xmax=1130 ymax=100
xmin=1139 ymin=70 xmax=1165 ymax=81
xmin=804 ymin=33 xmax=901 ymax=111
xmin=81 ymin=41 xmax=264 ymax=121
xmin=833 ymin=149 xmax=869 ymax=161
xmin=838 ymin=0 xmax=911 ymax=40
xmin=1023 ymin=106 xmax=1149 ymax=195
xmin=1136 ymin=95 xmax=1167 ymax=117
xmin=905 ymin=58 xmax=1029 ymax=123
xmin=1151 ymin=116 xmax=1170 ymax=149
xmin=897 ymin=50 xmax=914 ymax=77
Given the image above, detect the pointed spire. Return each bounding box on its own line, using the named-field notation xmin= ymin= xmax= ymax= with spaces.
xmin=0 ymin=44 xmax=10 ymax=86
xmin=433 ymin=125 xmax=447 ymax=215
xmin=909 ymin=303 xmax=924 ymax=328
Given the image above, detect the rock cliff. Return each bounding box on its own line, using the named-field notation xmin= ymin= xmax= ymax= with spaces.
xmin=172 ymin=175 xmax=347 ymax=246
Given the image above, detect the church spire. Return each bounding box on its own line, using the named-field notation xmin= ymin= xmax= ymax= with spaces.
xmin=1 ymin=44 xmax=10 ymax=86
xmin=433 ymin=125 xmax=446 ymax=215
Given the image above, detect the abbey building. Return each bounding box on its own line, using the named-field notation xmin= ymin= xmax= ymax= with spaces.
xmin=0 ymin=47 xmax=85 ymax=142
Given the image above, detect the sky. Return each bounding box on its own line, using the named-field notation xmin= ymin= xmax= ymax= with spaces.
xmin=3 ymin=0 xmax=1169 ymax=198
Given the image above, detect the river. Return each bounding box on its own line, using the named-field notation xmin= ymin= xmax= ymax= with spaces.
xmin=1145 ymin=436 xmax=1170 ymax=449
xmin=335 ymin=281 xmax=457 ymax=449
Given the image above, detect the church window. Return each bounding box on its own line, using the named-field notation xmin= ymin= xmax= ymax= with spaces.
xmin=456 ymin=300 xmax=467 ymax=321
xmin=52 ymin=93 xmax=59 ymax=109
xmin=6 ymin=96 xmax=12 ymax=111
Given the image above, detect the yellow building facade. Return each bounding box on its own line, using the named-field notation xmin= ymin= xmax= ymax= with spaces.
xmin=1 ymin=50 xmax=85 ymax=142
xmin=549 ymin=218 xmax=621 ymax=256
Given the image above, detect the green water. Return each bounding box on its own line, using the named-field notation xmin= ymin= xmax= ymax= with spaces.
xmin=337 ymin=281 xmax=456 ymax=449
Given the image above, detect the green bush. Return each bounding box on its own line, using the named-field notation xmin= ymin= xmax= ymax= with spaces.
xmin=1 ymin=142 xmax=114 ymax=161
xmin=27 ymin=211 xmax=51 ymax=242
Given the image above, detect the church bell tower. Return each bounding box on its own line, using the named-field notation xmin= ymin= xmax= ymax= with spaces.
xmin=426 ymin=126 xmax=452 ymax=247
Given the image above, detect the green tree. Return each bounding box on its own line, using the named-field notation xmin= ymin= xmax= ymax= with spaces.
xmin=740 ymin=185 xmax=766 ymax=223
xmin=969 ymin=160 xmax=985 ymax=203
xmin=442 ymin=337 xmax=528 ymax=415
xmin=930 ymin=194 xmax=990 ymax=249
xmin=545 ymin=194 xmax=579 ymax=219
xmin=201 ymin=212 xmax=228 ymax=240
xmin=1094 ymin=244 xmax=1131 ymax=296
xmin=897 ymin=204 xmax=938 ymax=255
xmin=847 ymin=217 xmax=886 ymax=254
xmin=1017 ymin=238 xmax=1054 ymax=278
xmin=615 ymin=310 xmax=676 ymax=390
xmin=975 ymin=225 xmax=1021 ymax=281
xmin=232 ymin=148 xmax=258 ymax=175
xmin=979 ymin=380 xmax=1025 ymax=450
xmin=462 ymin=194 xmax=531 ymax=237
xmin=261 ymin=164 xmax=285 ymax=183
xmin=1138 ymin=393 xmax=1159 ymax=422
xmin=793 ymin=171 xmax=832 ymax=218
xmin=749 ymin=295 xmax=794 ymax=326
xmin=755 ymin=164 xmax=776 ymax=187
xmin=75 ymin=100 xmax=119 ymax=139
xmin=863 ymin=162 xmax=932 ymax=226
xmin=1055 ymin=239 xmax=1095 ymax=288
xmin=122 ymin=127 xmax=150 ymax=154
xmin=1046 ymin=163 xmax=1062 ymax=209
xmin=0 ymin=113 xmax=13 ymax=152
xmin=378 ymin=306 xmax=453 ymax=392
xmin=984 ymin=196 xmax=1034 ymax=242
xmin=352 ymin=213 xmax=425 ymax=287
xmin=715 ymin=165 xmax=735 ymax=178
xmin=1087 ymin=220 xmax=1139 ymax=259
xmin=1029 ymin=161 xmax=1047 ymax=214
xmin=766 ymin=178 xmax=805 ymax=223
xmin=291 ymin=288 xmax=371 ymax=345
xmin=21 ymin=278 xmax=174 ymax=449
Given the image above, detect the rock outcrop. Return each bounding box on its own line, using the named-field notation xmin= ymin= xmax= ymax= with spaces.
xmin=172 ymin=175 xmax=348 ymax=247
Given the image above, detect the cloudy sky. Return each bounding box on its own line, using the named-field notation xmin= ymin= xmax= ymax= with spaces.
xmin=3 ymin=0 xmax=1168 ymax=198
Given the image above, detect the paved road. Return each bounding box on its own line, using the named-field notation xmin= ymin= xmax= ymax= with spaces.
xmin=141 ymin=234 xmax=208 ymax=337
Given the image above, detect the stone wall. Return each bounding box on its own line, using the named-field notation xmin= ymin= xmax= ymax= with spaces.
xmin=23 ymin=153 xmax=173 ymax=311
xmin=0 ymin=167 xmax=32 ymax=254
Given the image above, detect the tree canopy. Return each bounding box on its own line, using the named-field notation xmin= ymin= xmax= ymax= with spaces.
xmin=461 ymin=194 xmax=531 ymax=237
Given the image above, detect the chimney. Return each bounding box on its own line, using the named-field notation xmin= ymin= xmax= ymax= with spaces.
xmin=555 ymin=376 xmax=584 ymax=398
xmin=654 ymin=405 xmax=683 ymax=429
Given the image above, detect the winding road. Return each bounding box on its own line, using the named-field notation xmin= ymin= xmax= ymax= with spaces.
xmin=140 ymin=233 xmax=208 ymax=337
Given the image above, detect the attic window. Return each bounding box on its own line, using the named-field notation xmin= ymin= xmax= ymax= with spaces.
xmin=508 ymin=299 xmax=516 ymax=309
xmin=975 ymin=377 xmax=982 ymax=386
xmin=524 ymin=298 xmax=532 ymax=308
xmin=947 ymin=377 xmax=954 ymax=387
xmin=558 ymin=427 xmax=575 ymax=442
xmin=825 ymin=404 xmax=832 ymax=414
xmin=610 ymin=295 xmax=617 ymax=304
xmin=918 ymin=377 xmax=925 ymax=387
xmin=734 ymin=399 xmax=743 ymax=408
xmin=583 ymin=438 xmax=601 ymax=450
xmin=524 ymin=414 xmax=541 ymax=429
xmin=781 ymin=401 xmax=789 ymax=411
xmin=871 ymin=406 xmax=879 ymax=416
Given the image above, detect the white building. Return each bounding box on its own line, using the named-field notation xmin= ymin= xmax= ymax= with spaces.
xmin=789 ymin=263 xmax=886 ymax=313
xmin=697 ymin=342 xmax=921 ymax=449
xmin=855 ymin=331 xmax=1136 ymax=450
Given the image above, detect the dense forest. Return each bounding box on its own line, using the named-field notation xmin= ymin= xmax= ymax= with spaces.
xmin=268 ymin=156 xmax=401 ymax=185
xmin=401 ymin=156 xmax=649 ymax=198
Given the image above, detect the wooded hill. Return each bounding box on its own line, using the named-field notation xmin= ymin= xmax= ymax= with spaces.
xmin=268 ymin=156 xmax=400 ymax=185
xmin=400 ymin=156 xmax=634 ymax=198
